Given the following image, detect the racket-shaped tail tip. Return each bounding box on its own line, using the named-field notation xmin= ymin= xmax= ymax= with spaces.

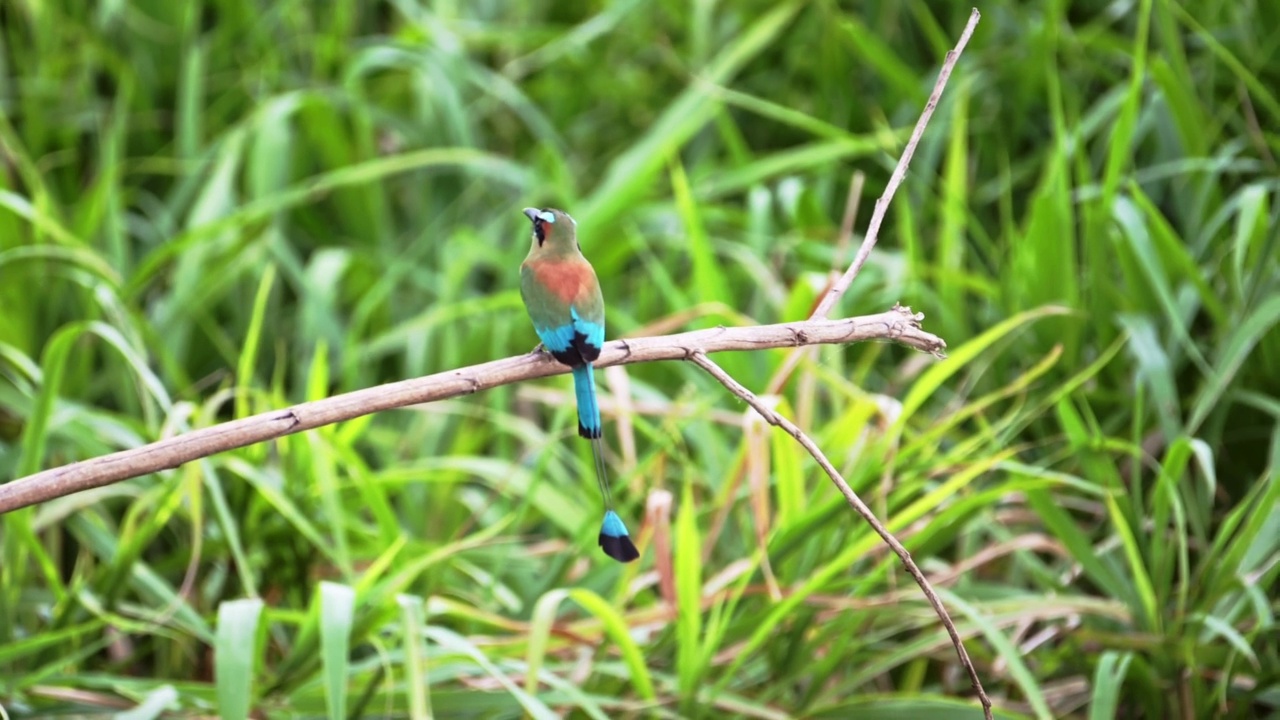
xmin=599 ymin=510 xmax=640 ymax=563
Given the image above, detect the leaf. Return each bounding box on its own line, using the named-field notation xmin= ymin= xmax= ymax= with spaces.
xmin=424 ymin=627 xmax=560 ymax=720
xmin=1189 ymin=293 xmax=1280 ymax=432
xmin=1105 ymin=494 xmax=1159 ymax=632
xmin=215 ymin=598 xmax=264 ymax=720
xmin=113 ymin=685 xmax=179 ymax=720
xmin=675 ymin=480 xmax=705 ymax=707
xmin=670 ymin=159 xmax=730 ymax=304
xmin=940 ymin=591 xmax=1054 ymax=720
xmin=896 ymin=306 xmax=1071 ymax=429
xmin=319 ymin=581 xmax=356 ymax=720
xmin=1088 ymin=652 xmax=1134 ymax=720
xmin=577 ymin=0 xmax=804 ymax=235
xmin=567 ymin=589 xmax=657 ymax=702
xmin=397 ymin=595 xmax=432 ymax=720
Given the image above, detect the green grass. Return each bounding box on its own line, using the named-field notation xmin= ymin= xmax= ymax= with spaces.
xmin=2 ymin=1 xmax=1278 ymax=718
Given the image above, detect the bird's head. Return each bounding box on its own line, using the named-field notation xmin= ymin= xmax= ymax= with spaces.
xmin=522 ymin=207 xmax=578 ymax=252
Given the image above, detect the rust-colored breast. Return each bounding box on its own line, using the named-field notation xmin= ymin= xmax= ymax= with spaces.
xmin=530 ymin=260 xmax=596 ymax=305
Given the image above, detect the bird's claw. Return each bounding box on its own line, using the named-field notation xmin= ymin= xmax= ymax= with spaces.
xmin=530 ymin=342 xmax=546 ymax=356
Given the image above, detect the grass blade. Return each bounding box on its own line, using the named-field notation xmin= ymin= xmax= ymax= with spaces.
xmin=398 ymin=595 xmax=432 ymax=720
xmin=319 ymin=581 xmax=356 ymax=720
xmin=675 ymin=480 xmax=705 ymax=709
xmin=1088 ymin=651 xmax=1134 ymax=720
xmin=216 ymin=598 xmax=264 ymax=720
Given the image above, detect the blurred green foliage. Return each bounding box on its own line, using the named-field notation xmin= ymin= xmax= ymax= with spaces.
xmin=0 ymin=1 xmax=1277 ymax=718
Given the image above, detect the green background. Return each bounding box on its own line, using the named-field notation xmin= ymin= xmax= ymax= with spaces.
xmin=0 ymin=1 xmax=1277 ymax=718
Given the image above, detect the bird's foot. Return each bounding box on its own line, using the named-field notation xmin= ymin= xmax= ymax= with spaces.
xmin=529 ymin=342 xmax=547 ymax=357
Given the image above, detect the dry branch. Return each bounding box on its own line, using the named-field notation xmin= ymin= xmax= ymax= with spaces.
xmin=0 ymin=308 xmax=942 ymax=514
xmin=692 ymin=9 xmax=992 ymax=717
xmin=812 ymin=7 xmax=981 ymax=321
xmin=690 ymin=351 xmax=993 ymax=718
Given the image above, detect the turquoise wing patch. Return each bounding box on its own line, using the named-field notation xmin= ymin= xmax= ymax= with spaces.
xmin=569 ymin=308 xmax=605 ymax=350
xmin=535 ymin=323 xmax=577 ymax=353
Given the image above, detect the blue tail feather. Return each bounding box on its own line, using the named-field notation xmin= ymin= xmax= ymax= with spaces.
xmin=599 ymin=510 xmax=639 ymax=562
xmin=572 ymin=365 xmax=601 ymax=439
xmin=545 ymin=331 xmax=636 ymax=562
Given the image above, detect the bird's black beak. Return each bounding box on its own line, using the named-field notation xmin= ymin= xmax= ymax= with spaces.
xmin=522 ymin=207 xmax=540 ymax=223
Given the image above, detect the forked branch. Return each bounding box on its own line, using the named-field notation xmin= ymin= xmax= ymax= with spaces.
xmin=0 ymin=309 xmax=941 ymax=513
xmin=695 ymin=8 xmax=992 ymax=717
xmin=690 ymin=351 xmax=993 ymax=718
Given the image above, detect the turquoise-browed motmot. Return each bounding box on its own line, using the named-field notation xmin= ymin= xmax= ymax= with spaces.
xmin=518 ymin=207 xmax=639 ymax=563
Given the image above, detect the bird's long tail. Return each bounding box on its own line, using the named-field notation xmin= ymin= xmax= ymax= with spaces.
xmin=572 ymin=365 xmax=639 ymax=562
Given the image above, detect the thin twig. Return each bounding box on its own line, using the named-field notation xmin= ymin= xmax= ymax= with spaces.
xmin=0 ymin=307 xmax=943 ymax=514
xmin=688 ymin=351 xmax=994 ymax=719
xmin=764 ymin=170 xmax=865 ymax=398
xmin=810 ymin=8 xmax=981 ymax=321
xmin=832 ymin=170 xmax=866 ymax=279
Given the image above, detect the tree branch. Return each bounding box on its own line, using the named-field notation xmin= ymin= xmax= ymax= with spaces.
xmin=811 ymin=7 xmax=981 ymax=321
xmin=699 ymin=9 xmax=992 ymax=717
xmin=0 ymin=306 xmax=942 ymax=514
xmin=688 ymin=351 xmax=994 ymax=720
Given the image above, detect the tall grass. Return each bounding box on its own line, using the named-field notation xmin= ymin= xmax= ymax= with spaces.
xmin=1 ymin=1 xmax=1277 ymax=718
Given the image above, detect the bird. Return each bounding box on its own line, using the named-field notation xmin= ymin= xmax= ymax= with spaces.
xmin=518 ymin=207 xmax=640 ymax=563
